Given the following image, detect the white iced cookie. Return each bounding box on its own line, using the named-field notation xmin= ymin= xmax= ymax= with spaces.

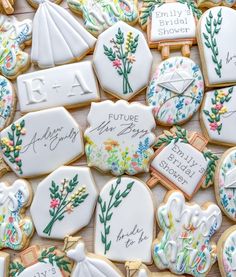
xmin=153 ymin=190 xmax=222 ymax=276
xmin=9 ymin=245 xmax=72 ymax=277
xmin=0 ymin=179 xmax=34 ymax=250
xmin=31 ymin=166 xmax=98 ymax=239
xmin=84 ymin=100 xmax=156 ymax=176
xmin=93 ymin=21 xmax=152 ymax=100
xmin=64 ymin=236 xmax=124 ymax=277
xmin=197 ymin=7 xmax=236 ymax=87
xmin=147 ymin=127 xmax=218 ymax=199
xmin=94 ymin=176 xmax=155 ymax=263
xmin=200 ymin=86 xmax=236 ymax=146
xmin=147 ymin=57 xmax=204 ymax=126
xmin=17 ymin=61 xmax=100 ymax=112
xmin=0 ymin=107 xmax=84 ymax=178
xmin=0 ymin=252 xmax=9 ymax=277
xmin=31 ymin=0 xmax=96 ymax=69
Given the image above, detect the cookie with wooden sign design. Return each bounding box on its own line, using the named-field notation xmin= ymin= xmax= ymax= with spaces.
xmin=0 ymin=252 xmax=9 ymax=277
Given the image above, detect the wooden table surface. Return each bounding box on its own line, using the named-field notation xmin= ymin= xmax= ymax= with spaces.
xmin=4 ymin=1 xmax=232 ymax=276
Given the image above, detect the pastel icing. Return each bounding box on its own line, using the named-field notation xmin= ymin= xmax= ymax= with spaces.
xmin=147 ymin=57 xmax=204 ymax=125
xmin=222 ymin=229 xmax=236 ymax=277
xmin=84 ymin=100 xmax=156 ymax=175
xmin=197 ymin=0 xmax=236 ymax=9
xmin=153 ymin=191 xmax=222 ymax=276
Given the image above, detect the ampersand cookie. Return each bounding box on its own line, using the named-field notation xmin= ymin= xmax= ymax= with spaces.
xmin=93 ymin=21 xmax=153 ymax=100
xmin=153 ymin=190 xmax=222 ymax=276
xmin=64 ymin=236 xmax=124 ymax=277
xmin=0 ymin=0 xmax=15 ymax=14
xmin=31 ymin=0 xmax=96 ymax=69
xmin=84 ymin=100 xmax=156 ymax=176
xmin=67 ymin=0 xmax=138 ymax=37
xmin=0 ymin=179 xmax=34 ymax=251
xmin=0 ymin=107 xmax=84 ymax=178
xmin=139 ymin=0 xmax=202 ymax=59
xmin=147 ymin=126 xmax=218 ymax=199
xmin=147 ymin=57 xmax=204 ymax=126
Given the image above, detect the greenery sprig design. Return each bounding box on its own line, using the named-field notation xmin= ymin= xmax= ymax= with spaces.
xmin=203 ymin=9 xmax=223 ymax=78
xmin=177 ymin=0 xmax=202 ymax=19
xmin=98 ymin=177 xmax=134 ymax=254
xmin=203 ymin=151 xmax=219 ymax=188
xmin=139 ymin=0 xmax=164 ymax=27
xmin=9 ymin=262 xmax=25 ymax=277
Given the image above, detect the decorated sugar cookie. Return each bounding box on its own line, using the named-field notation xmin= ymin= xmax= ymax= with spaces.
xmin=197 ymin=7 xmax=236 ymax=87
xmin=27 ymin=0 xmax=63 ymax=8
xmin=139 ymin=0 xmax=202 ymax=59
xmin=0 ymin=252 xmax=9 ymax=277
xmin=200 ymin=86 xmax=236 ymax=146
xmin=0 ymin=15 xmax=32 ymax=79
xmin=0 ymin=0 xmax=15 ymax=14
xmin=0 ymin=107 xmax=84 ymax=178
xmin=147 ymin=57 xmax=204 ymax=126
xmin=9 ymin=245 xmax=72 ymax=277
xmin=147 ymin=126 xmax=218 ymax=199
xmin=84 ymin=100 xmax=156 ymax=175
xmin=153 ymin=190 xmax=222 ymax=276
xmin=17 ymin=61 xmax=100 ymax=112
xmin=0 ymin=179 xmax=34 ymax=250
xmin=93 ymin=21 xmax=152 ymax=100
xmin=197 ymin=0 xmax=236 ymax=8
xmin=31 ymin=166 xmax=98 ymax=239
xmin=94 ymin=176 xmax=155 ymax=263
xmin=67 ymin=0 xmax=138 ymax=37
xmin=31 ymin=0 xmax=96 ymax=69
xmin=64 ymin=236 xmax=124 ymax=277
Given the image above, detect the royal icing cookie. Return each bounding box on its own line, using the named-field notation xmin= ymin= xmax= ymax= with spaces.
xmin=0 ymin=15 xmax=32 ymax=80
xmin=0 ymin=179 xmax=34 ymax=250
xmin=67 ymin=0 xmax=138 ymax=37
xmin=147 ymin=57 xmax=204 ymax=126
xmin=0 ymin=76 xmax=16 ymax=131
xmin=0 ymin=252 xmax=9 ymax=277
xmin=17 ymin=61 xmax=100 ymax=113
xmin=0 ymin=0 xmax=15 ymax=14
xmin=93 ymin=21 xmax=153 ymax=100
xmin=31 ymin=0 xmax=96 ymax=69
xmin=9 ymin=245 xmax=72 ymax=277
xmin=147 ymin=127 xmax=218 ymax=199
xmin=197 ymin=0 xmax=236 ymax=10
xmin=197 ymin=7 xmax=236 ymax=87
xmin=31 ymin=166 xmax=98 ymax=239
xmin=94 ymin=176 xmax=155 ymax=263
xmin=64 ymin=236 xmax=124 ymax=277
xmin=200 ymin=86 xmax=236 ymax=146
xmin=140 ymin=0 xmax=202 ymax=59
xmin=84 ymin=100 xmax=156 ymax=175
xmin=0 ymin=107 xmax=84 ymax=178
xmin=153 ymin=190 xmax=222 ymax=276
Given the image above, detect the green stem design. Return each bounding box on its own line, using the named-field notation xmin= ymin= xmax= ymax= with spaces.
xmin=203 ymin=151 xmax=219 ymax=188
xmin=98 ymin=177 xmax=134 ymax=254
xmin=177 ymin=0 xmax=202 ymax=19
xmin=9 ymin=262 xmax=25 ymax=277
xmin=43 ymin=174 xmax=89 ymax=236
xmin=139 ymin=0 xmax=164 ymax=27
xmin=203 ymin=9 xmax=223 ymax=78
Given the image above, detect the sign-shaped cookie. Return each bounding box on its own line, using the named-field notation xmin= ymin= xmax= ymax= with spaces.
xmin=94 ymin=176 xmax=155 ymax=263
xmin=0 ymin=252 xmax=9 ymax=277
xmin=31 ymin=166 xmax=98 ymax=239
xmin=0 ymin=107 xmax=84 ymax=178
xmin=140 ymin=0 xmax=202 ymax=59
xmin=147 ymin=127 xmax=218 ymax=199
xmin=0 ymin=179 xmax=34 ymax=250
xmin=17 ymin=62 xmax=100 ymax=112
xmin=197 ymin=7 xmax=236 ymax=87
xmin=153 ymin=190 xmax=222 ymax=276
xmin=84 ymin=100 xmax=156 ymax=176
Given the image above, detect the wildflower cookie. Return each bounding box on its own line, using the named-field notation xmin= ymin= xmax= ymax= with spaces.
xmin=9 ymin=244 xmax=72 ymax=277
xmin=0 ymin=15 xmax=32 ymax=79
xmin=147 ymin=57 xmax=204 ymax=126
xmin=153 ymin=190 xmax=222 ymax=276
xmin=67 ymin=0 xmax=138 ymax=36
xmin=139 ymin=0 xmax=202 ymax=59
xmin=0 ymin=107 xmax=84 ymax=178
xmin=84 ymin=100 xmax=156 ymax=175
xmin=0 ymin=252 xmax=9 ymax=277
xmin=64 ymin=236 xmax=124 ymax=277
xmin=200 ymin=86 xmax=236 ymax=146
xmin=31 ymin=0 xmax=96 ymax=69
xmin=147 ymin=127 xmax=218 ymax=199
xmin=94 ymin=176 xmax=155 ymax=263
xmin=17 ymin=62 xmax=100 ymax=113
xmin=0 ymin=179 xmax=34 ymax=250
xmin=31 ymin=166 xmax=98 ymax=239
xmin=0 ymin=0 xmax=15 ymax=14
xmin=197 ymin=7 xmax=236 ymax=87
xmin=93 ymin=21 xmax=152 ymax=100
